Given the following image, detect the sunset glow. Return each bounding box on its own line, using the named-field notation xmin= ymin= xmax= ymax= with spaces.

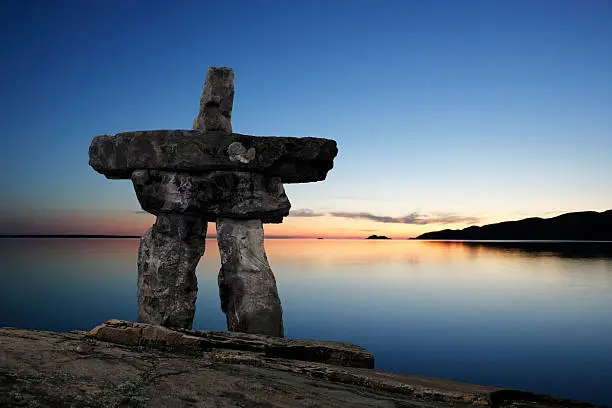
xmin=0 ymin=208 xmax=594 ymax=239
xmin=1 ymin=1 xmax=610 ymax=238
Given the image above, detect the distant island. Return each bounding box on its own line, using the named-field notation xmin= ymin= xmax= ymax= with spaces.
xmin=366 ymin=235 xmax=391 ymax=240
xmin=414 ymin=209 xmax=612 ymax=241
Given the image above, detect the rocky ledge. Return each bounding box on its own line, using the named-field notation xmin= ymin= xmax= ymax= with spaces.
xmin=89 ymin=320 xmax=373 ymax=368
xmin=1 ymin=320 xmax=604 ymax=408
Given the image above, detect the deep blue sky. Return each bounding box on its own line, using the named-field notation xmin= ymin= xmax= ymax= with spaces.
xmin=1 ymin=0 xmax=611 ymax=237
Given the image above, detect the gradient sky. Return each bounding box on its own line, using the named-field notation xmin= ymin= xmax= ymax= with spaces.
xmin=1 ymin=0 xmax=611 ymax=238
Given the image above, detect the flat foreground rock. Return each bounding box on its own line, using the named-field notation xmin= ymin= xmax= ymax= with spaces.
xmin=89 ymin=130 xmax=338 ymax=183
xmin=1 ymin=322 xmax=604 ymax=408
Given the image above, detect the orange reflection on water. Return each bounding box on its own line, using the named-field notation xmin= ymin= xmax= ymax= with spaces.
xmin=262 ymin=239 xmax=434 ymax=267
xmin=3 ymin=238 xmax=611 ymax=289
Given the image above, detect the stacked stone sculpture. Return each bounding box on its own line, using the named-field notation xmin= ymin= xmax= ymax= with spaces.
xmin=89 ymin=67 xmax=337 ymax=337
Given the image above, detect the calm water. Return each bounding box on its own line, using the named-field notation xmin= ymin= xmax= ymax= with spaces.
xmin=1 ymin=238 xmax=611 ymax=405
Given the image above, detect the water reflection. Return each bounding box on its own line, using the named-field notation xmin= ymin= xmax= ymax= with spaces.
xmin=449 ymin=240 xmax=612 ymax=259
xmin=0 ymin=238 xmax=611 ymax=405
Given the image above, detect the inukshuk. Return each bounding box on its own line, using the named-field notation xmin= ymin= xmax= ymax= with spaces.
xmin=88 ymin=67 xmax=337 ymax=337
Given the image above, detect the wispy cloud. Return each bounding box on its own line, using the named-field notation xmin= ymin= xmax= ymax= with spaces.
xmin=329 ymin=212 xmax=399 ymax=223
xmin=425 ymin=213 xmax=482 ymax=225
xmin=289 ymin=209 xmax=326 ymax=217
xmin=289 ymin=209 xmax=480 ymax=225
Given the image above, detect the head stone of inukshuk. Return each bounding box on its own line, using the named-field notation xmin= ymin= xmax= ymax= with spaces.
xmin=88 ymin=67 xmax=338 ymax=337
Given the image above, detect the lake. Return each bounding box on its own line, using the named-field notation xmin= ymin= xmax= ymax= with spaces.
xmin=1 ymin=238 xmax=611 ymax=405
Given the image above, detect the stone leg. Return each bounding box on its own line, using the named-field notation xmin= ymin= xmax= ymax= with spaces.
xmin=216 ymin=218 xmax=284 ymax=337
xmin=137 ymin=213 xmax=207 ymax=329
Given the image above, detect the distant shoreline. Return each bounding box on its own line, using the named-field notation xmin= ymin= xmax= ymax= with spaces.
xmin=410 ymin=239 xmax=612 ymax=243
xmin=1 ymin=235 xmax=611 ymax=243
xmin=415 ymin=209 xmax=612 ymax=241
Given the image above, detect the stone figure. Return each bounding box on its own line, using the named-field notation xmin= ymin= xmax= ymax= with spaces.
xmin=89 ymin=67 xmax=337 ymax=337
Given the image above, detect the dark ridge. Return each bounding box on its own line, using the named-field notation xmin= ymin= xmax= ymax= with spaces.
xmin=366 ymin=235 xmax=391 ymax=240
xmin=0 ymin=235 xmax=307 ymax=240
xmin=414 ymin=210 xmax=612 ymax=241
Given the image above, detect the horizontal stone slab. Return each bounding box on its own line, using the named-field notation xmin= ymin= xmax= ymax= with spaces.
xmin=132 ymin=170 xmax=290 ymax=223
xmin=89 ymin=130 xmax=338 ymax=184
xmin=87 ymin=319 xmax=375 ymax=369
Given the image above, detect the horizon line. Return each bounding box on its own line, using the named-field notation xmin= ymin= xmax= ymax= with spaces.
xmin=0 ymin=234 xmax=415 ymax=240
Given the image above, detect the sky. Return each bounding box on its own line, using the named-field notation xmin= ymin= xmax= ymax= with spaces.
xmin=1 ymin=0 xmax=611 ymax=239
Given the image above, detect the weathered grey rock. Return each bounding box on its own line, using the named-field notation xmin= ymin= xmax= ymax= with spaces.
xmin=217 ymin=218 xmax=284 ymax=337
xmin=88 ymin=130 xmax=338 ymax=183
xmin=86 ymin=319 xmax=375 ymax=368
xmin=228 ymin=141 xmax=256 ymax=163
xmin=4 ymin=324 xmax=601 ymax=408
xmin=193 ymin=104 xmax=232 ymax=133
xmin=137 ymin=213 xmax=207 ymax=329
xmin=131 ymin=170 xmax=290 ymax=223
xmin=193 ymin=67 xmax=234 ymax=132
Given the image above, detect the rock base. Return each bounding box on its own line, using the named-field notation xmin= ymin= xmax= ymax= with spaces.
xmin=2 ymin=321 xmax=603 ymax=408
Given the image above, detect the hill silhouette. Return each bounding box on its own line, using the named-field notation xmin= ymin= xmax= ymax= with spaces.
xmin=415 ymin=210 xmax=612 ymax=241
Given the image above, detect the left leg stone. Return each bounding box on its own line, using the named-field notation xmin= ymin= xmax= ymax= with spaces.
xmin=137 ymin=213 xmax=207 ymax=329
